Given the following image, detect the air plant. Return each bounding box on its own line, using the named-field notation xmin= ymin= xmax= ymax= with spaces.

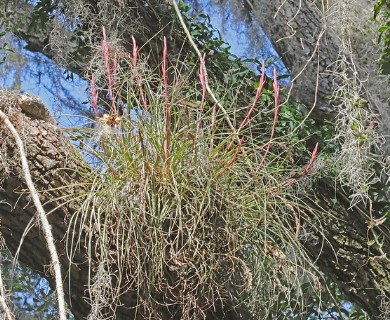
xmin=69 ymin=29 xmax=323 ymax=320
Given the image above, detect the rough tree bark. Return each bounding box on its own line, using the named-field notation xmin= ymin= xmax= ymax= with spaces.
xmin=0 ymin=92 xmax=91 ymax=319
xmin=246 ymin=0 xmax=390 ymax=152
xmin=246 ymin=0 xmax=339 ymax=113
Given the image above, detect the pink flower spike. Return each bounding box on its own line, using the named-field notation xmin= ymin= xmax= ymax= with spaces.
xmin=131 ymin=35 xmax=138 ymax=67
xmin=211 ymin=104 xmax=217 ymax=130
xmin=277 ymin=143 xmax=319 ymax=190
xmin=162 ymin=37 xmax=168 ymax=88
xmin=217 ymin=137 xmax=244 ymax=177
xmin=130 ymin=36 xmax=148 ymax=113
xmin=199 ymin=54 xmax=206 ymax=89
xmin=101 ymin=26 xmax=116 ymax=117
xmin=112 ymin=52 xmax=117 ymax=80
xmin=301 ymin=143 xmax=318 ymax=175
xmin=229 ymin=61 xmax=266 ymax=151
xmin=91 ymin=74 xmax=99 ymax=119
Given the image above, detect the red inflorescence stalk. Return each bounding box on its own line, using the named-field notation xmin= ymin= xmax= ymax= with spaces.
xmin=131 ymin=36 xmax=138 ymax=67
xmin=228 ymin=61 xmax=266 ymax=151
xmin=102 ymin=26 xmax=117 ymax=117
xmin=162 ymin=36 xmax=170 ymax=174
xmin=257 ymin=68 xmax=280 ymax=171
xmin=131 ymin=36 xmax=148 ymax=113
xmin=281 ymin=142 xmax=319 ymax=188
xmin=211 ymin=105 xmax=217 ymax=131
xmin=238 ymin=61 xmax=266 ymax=133
xmin=91 ymin=74 xmax=99 ymax=120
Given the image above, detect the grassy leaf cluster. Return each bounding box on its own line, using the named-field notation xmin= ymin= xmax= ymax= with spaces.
xmin=64 ymin=30 xmax=329 ymax=318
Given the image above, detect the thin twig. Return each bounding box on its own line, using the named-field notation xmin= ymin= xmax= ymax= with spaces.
xmin=0 ymin=110 xmax=67 ymax=320
xmin=170 ymin=0 xmax=239 ymax=141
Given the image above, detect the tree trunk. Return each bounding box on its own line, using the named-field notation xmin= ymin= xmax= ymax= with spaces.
xmin=244 ymin=0 xmax=338 ymax=113
xmin=246 ymin=0 xmax=390 ymax=147
xmin=0 ymin=92 xmax=92 ymax=319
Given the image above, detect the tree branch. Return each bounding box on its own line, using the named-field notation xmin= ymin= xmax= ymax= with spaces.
xmin=0 ymin=100 xmax=66 ymax=320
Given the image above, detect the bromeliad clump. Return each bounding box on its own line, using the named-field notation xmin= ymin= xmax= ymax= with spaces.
xmin=67 ymin=29 xmax=322 ymax=319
